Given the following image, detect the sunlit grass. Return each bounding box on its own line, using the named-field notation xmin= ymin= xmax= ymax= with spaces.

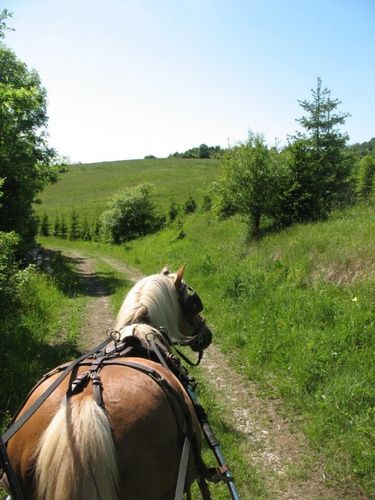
xmin=36 ymin=157 xmax=220 ymax=223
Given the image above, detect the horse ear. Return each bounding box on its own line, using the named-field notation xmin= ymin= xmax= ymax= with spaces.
xmin=133 ymin=305 xmax=149 ymax=323
xmin=161 ymin=266 xmax=170 ymax=275
xmin=173 ymin=264 xmax=186 ymax=287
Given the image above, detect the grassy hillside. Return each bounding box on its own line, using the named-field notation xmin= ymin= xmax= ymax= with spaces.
xmin=36 ymin=157 xmax=375 ymax=495
xmin=36 ymin=157 xmax=220 ymax=222
xmin=39 ymin=202 xmax=375 ymax=496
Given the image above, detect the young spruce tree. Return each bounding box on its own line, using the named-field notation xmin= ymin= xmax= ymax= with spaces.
xmin=284 ymin=78 xmax=351 ymax=223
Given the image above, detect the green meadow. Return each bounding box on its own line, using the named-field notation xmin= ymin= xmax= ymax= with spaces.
xmin=34 ymin=158 xmax=375 ymax=496
xmin=36 ymin=158 xmax=220 ymax=222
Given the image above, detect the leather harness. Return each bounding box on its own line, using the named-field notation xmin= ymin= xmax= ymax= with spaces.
xmin=1 ymin=330 xmax=217 ymax=500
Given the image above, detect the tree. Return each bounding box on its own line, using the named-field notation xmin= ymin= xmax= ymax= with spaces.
xmin=184 ymin=195 xmax=197 ymax=214
xmin=40 ymin=214 xmax=50 ymax=236
xmin=100 ymin=183 xmax=165 ymax=243
xmin=357 ymin=155 xmax=375 ymax=200
xmin=168 ymin=199 xmax=179 ymax=222
xmin=69 ymin=210 xmax=80 ymax=240
xmin=60 ymin=216 xmax=68 ymax=239
xmin=198 ymin=144 xmax=210 ymax=159
xmin=52 ymin=216 xmax=61 ymax=237
xmin=217 ymin=134 xmax=277 ymax=239
xmin=0 ymin=9 xmax=14 ymax=39
xmin=0 ymin=24 xmax=56 ymax=252
xmin=81 ymin=217 xmax=92 ymax=241
xmin=284 ymin=78 xmax=351 ymax=222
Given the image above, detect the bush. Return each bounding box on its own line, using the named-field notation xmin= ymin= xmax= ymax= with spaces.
xmin=100 ymin=183 xmax=165 ymax=243
xmin=201 ymin=193 xmax=212 ymax=211
xmin=357 ymin=155 xmax=375 ymax=200
xmin=0 ymin=231 xmax=20 ymax=311
xmin=168 ymin=199 xmax=179 ymax=222
xmin=184 ymin=195 xmax=197 ymax=214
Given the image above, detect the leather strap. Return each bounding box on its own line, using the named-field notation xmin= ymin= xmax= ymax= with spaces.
xmin=174 ymin=435 xmax=191 ymax=500
xmin=2 ymin=337 xmax=112 ymax=444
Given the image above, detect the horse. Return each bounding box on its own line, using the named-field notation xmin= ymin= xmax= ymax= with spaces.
xmin=1 ymin=265 xmax=213 ymax=500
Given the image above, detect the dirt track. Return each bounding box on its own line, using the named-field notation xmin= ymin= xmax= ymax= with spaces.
xmin=69 ymin=251 xmax=363 ymax=499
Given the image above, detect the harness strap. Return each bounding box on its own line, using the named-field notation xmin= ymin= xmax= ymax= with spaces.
xmin=2 ymin=337 xmax=112 ymax=444
xmin=96 ymin=359 xmax=201 ymax=498
xmin=174 ymin=436 xmax=191 ymax=500
xmin=0 ymin=435 xmax=24 ymax=500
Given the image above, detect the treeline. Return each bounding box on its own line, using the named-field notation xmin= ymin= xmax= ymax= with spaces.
xmin=168 ymin=144 xmax=224 ymax=159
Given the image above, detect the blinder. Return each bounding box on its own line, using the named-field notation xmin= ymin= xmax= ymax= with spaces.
xmin=181 ymin=286 xmax=204 ymax=317
xmin=178 ymin=283 xmax=212 ymax=351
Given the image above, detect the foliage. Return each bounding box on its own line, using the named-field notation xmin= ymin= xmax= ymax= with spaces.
xmin=357 ymin=154 xmax=375 ymax=200
xmin=40 ymin=214 xmax=50 ymax=236
xmin=35 ymin=158 xmax=219 ymax=225
xmin=201 ymin=192 xmax=212 ymax=211
xmin=217 ymin=133 xmax=279 ymax=238
xmin=0 ymin=9 xmax=13 ymax=39
xmin=69 ymin=210 xmax=80 ymax=240
xmin=0 ymin=231 xmax=19 ymax=310
xmin=280 ymin=78 xmax=352 ymax=224
xmin=100 ymin=183 xmax=165 ymax=243
xmin=81 ymin=217 xmax=92 ymax=241
xmin=0 ymin=41 xmax=56 ymax=252
xmin=184 ymin=195 xmax=197 ymax=214
xmin=109 ymin=203 xmax=375 ymax=497
xmin=348 ymin=137 xmax=375 ymax=161
xmin=169 ymin=144 xmax=224 ymax=159
xmin=52 ymin=216 xmax=61 ymax=237
xmin=168 ymin=199 xmax=179 ymax=222
xmin=0 ymin=245 xmax=89 ymax=435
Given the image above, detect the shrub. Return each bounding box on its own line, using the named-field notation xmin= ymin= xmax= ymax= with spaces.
xmin=100 ymin=183 xmax=165 ymax=243
xmin=168 ymin=199 xmax=179 ymax=222
xmin=69 ymin=210 xmax=80 ymax=240
xmin=0 ymin=231 xmax=20 ymax=311
xmin=201 ymin=193 xmax=212 ymax=211
xmin=357 ymin=155 xmax=375 ymax=200
xmin=40 ymin=214 xmax=50 ymax=236
xmin=184 ymin=195 xmax=197 ymax=214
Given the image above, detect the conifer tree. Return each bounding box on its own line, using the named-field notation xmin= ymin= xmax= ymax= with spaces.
xmin=69 ymin=210 xmax=80 ymax=240
xmin=52 ymin=216 xmax=61 ymax=237
xmin=60 ymin=216 xmax=68 ymax=239
xmin=81 ymin=217 xmax=92 ymax=240
xmin=285 ymin=78 xmax=351 ymax=222
xmin=40 ymin=214 xmax=50 ymax=236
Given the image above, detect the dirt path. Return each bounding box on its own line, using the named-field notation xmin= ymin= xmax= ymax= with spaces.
xmin=69 ymin=251 xmax=362 ymax=499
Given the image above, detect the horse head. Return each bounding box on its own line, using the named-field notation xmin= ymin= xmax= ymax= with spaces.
xmin=114 ymin=266 xmax=212 ymax=352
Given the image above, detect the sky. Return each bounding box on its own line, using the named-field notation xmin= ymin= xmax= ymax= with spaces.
xmin=3 ymin=0 xmax=375 ymax=163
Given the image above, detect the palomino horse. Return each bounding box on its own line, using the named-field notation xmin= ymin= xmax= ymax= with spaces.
xmin=1 ymin=266 xmax=213 ymax=499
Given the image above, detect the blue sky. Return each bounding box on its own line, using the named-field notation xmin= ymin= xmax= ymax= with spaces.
xmin=4 ymin=0 xmax=375 ymax=162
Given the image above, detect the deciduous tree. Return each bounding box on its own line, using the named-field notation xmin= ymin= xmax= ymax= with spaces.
xmin=0 ymin=16 xmax=56 ymax=251
xmin=217 ymin=134 xmax=278 ymax=239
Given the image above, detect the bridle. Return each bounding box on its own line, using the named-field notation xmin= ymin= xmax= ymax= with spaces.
xmin=169 ymin=275 xmax=213 ymax=356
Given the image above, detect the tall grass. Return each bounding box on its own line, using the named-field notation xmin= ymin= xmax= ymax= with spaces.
xmin=45 ymin=204 xmax=375 ymax=495
xmin=0 ymin=251 xmax=90 ymax=432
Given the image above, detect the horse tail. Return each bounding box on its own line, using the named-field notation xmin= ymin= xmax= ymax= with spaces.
xmin=35 ymin=396 xmax=119 ymax=500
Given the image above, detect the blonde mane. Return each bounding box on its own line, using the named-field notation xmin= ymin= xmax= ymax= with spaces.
xmin=114 ymin=273 xmax=185 ymax=342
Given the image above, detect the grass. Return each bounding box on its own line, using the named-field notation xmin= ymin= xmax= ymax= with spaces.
xmin=29 ymin=155 xmax=375 ymax=496
xmin=0 ymin=251 xmax=91 ymax=432
xmin=36 ymin=157 xmax=220 ymax=222
xmin=38 ymin=202 xmax=375 ymax=496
